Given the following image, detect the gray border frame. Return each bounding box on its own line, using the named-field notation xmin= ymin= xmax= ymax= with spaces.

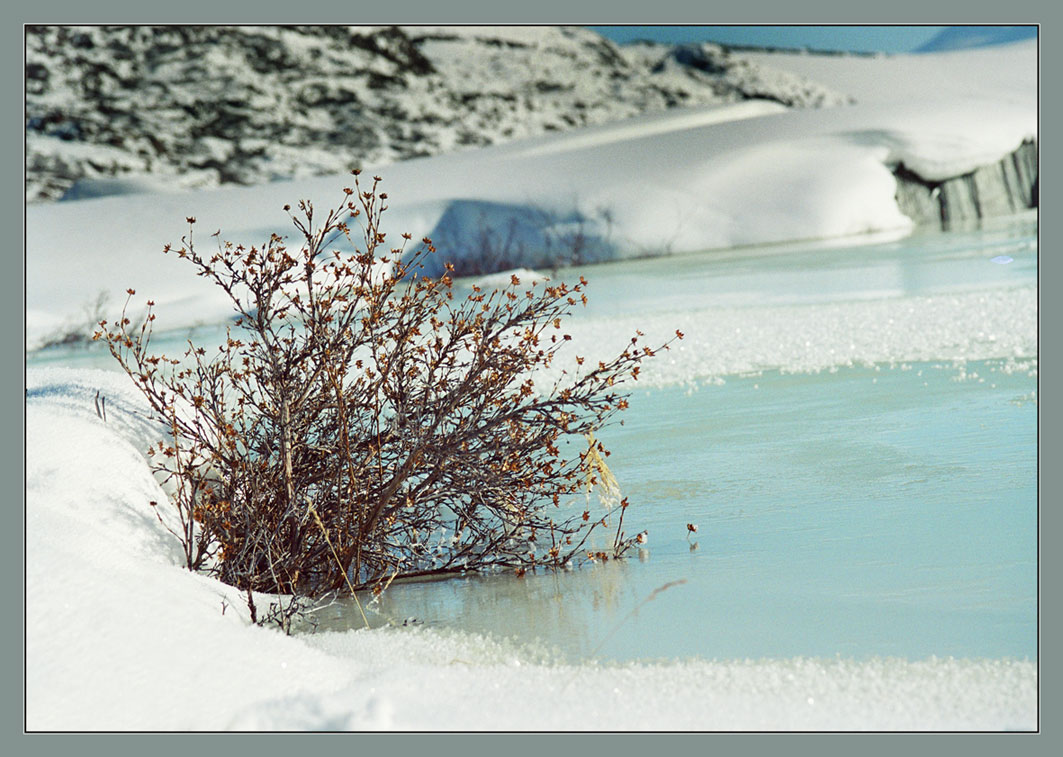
xmin=8 ymin=0 xmax=1053 ymax=752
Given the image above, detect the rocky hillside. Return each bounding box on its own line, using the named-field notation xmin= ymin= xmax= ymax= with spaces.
xmin=26 ymin=25 xmax=851 ymax=203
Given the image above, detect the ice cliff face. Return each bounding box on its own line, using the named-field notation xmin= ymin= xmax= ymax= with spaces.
xmin=25 ymin=25 xmax=851 ymax=203
xmin=893 ymin=140 xmax=1037 ymax=228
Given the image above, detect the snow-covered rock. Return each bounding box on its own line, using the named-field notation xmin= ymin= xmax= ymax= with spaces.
xmin=26 ymin=25 xmax=850 ymax=202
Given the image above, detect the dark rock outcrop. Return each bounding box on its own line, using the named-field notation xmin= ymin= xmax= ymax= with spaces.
xmin=893 ymin=139 xmax=1037 ymax=228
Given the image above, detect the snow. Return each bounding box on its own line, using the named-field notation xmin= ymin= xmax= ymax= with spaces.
xmin=509 ymin=99 xmax=789 ymax=160
xmin=24 ymin=40 xmax=1038 ymax=731
xmin=552 ymin=286 xmax=1037 ymax=390
xmin=744 ymin=38 xmax=1036 ymax=104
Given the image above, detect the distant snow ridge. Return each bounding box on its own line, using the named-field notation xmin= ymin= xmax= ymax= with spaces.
xmin=916 ymin=26 xmax=1037 ymax=53
xmin=25 ymin=25 xmax=850 ymax=202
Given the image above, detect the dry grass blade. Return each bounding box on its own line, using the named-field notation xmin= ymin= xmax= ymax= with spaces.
xmin=309 ymin=503 xmax=369 ymax=629
xmin=588 ymin=578 xmax=688 ymax=659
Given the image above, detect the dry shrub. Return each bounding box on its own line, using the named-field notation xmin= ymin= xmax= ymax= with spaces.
xmin=95 ymin=172 xmax=680 ymax=603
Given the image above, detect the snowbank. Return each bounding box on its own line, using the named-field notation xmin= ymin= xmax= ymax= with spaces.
xmin=25 ymin=42 xmax=1035 ymax=348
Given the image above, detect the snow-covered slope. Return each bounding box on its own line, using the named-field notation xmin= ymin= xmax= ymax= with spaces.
xmin=26 ymin=25 xmax=849 ymax=203
xmin=25 ymin=39 xmax=1036 ymax=347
